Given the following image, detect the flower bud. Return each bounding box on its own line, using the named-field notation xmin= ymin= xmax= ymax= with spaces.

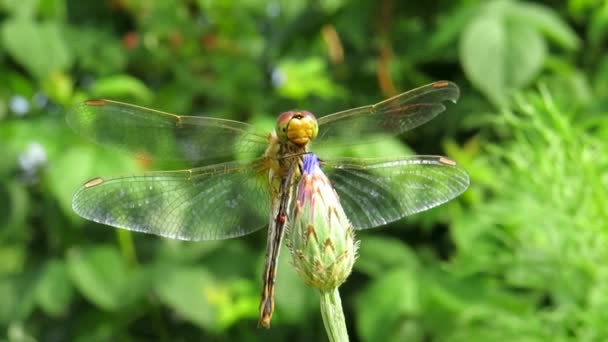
xmin=288 ymin=154 xmax=358 ymax=291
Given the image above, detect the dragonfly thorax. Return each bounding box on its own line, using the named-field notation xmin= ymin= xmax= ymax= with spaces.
xmin=275 ymin=110 xmax=318 ymax=146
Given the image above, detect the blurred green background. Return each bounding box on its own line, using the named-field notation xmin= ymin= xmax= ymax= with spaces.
xmin=1 ymin=0 xmax=608 ymax=341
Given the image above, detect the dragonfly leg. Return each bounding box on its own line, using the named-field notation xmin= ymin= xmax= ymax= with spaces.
xmin=258 ymin=161 xmax=298 ymax=328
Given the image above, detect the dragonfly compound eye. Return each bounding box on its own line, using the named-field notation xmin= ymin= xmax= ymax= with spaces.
xmin=275 ymin=110 xmax=318 ymax=146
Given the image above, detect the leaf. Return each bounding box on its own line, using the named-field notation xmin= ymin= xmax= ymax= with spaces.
xmin=90 ymin=75 xmax=153 ymax=103
xmin=508 ymin=1 xmax=580 ymax=50
xmin=594 ymin=55 xmax=608 ymax=98
xmin=355 ymin=269 xmax=421 ymax=342
xmin=1 ymin=19 xmax=72 ymax=78
xmin=0 ymin=0 xmax=39 ymax=18
xmin=272 ymin=250 xmax=317 ymax=325
xmin=47 ymin=146 xmax=97 ymax=219
xmin=67 ymin=245 xmax=146 ymax=311
xmin=319 ymin=0 xmax=348 ymax=14
xmin=47 ymin=145 xmax=138 ymax=219
xmin=0 ymin=273 xmax=38 ymax=324
xmin=460 ymin=15 xmax=506 ymax=107
xmin=426 ymin=4 xmax=479 ymax=54
xmin=0 ymin=182 xmax=29 ymax=239
xmin=354 ymin=236 xmax=418 ymax=277
xmin=66 ymin=26 xmax=127 ymax=76
xmin=276 ymin=57 xmax=344 ymax=100
xmin=157 ymin=239 xmax=225 ymax=263
xmin=504 ymin=20 xmax=546 ymax=89
xmin=154 ymin=266 xmax=220 ymax=331
xmin=35 ymin=259 xmax=73 ymax=317
xmin=41 ymin=71 xmax=74 ymax=105
xmin=38 ymin=0 xmax=67 ymax=20
xmin=0 ymin=245 xmax=26 ymax=275
xmin=214 ymin=279 xmax=259 ymax=329
xmin=460 ymin=2 xmax=546 ymax=107
xmin=7 ymin=322 xmax=37 ymax=342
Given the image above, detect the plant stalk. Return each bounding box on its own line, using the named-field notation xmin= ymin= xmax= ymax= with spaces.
xmin=116 ymin=229 xmax=138 ymax=267
xmin=320 ymin=288 xmax=349 ymax=342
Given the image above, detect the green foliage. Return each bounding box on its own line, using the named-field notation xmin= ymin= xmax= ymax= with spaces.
xmin=35 ymin=259 xmax=73 ymax=317
xmin=1 ymin=0 xmax=607 ymax=340
xmin=1 ymin=18 xmax=72 ymax=79
xmin=276 ymin=57 xmax=345 ymax=100
xmin=460 ymin=0 xmax=578 ymax=107
xmin=448 ymin=87 xmax=608 ymax=340
xmin=352 ymin=84 xmax=608 ymax=341
xmin=67 ymin=245 xmax=148 ymax=311
xmin=154 ymin=266 xmax=222 ymax=330
xmin=89 ymin=75 xmax=153 ymax=103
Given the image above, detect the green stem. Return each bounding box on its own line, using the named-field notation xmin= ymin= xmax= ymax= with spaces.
xmin=116 ymin=229 xmax=138 ymax=267
xmin=320 ymin=288 xmax=349 ymax=342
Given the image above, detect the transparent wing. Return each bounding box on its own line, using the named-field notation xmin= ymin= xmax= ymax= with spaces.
xmin=72 ymin=159 xmax=270 ymax=240
xmin=322 ymin=155 xmax=469 ymax=230
xmin=312 ymin=81 xmax=459 ymax=150
xmin=67 ymin=99 xmax=268 ymax=163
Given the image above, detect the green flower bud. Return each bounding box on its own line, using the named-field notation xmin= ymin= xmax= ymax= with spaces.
xmin=288 ymin=154 xmax=358 ymax=291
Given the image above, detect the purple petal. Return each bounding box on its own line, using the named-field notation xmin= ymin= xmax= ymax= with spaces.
xmin=303 ymin=153 xmax=320 ymax=175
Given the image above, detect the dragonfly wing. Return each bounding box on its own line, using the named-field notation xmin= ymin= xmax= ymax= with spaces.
xmin=322 ymin=156 xmax=469 ymax=230
xmin=313 ymin=81 xmax=459 ymax=149
xmin=67 ymin=99 xmax=268 ymax=163
xmin=72 ymin=159 xmax=270 ymax=240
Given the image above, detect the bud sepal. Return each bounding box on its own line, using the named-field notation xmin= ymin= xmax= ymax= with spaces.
xmin=288 ymin=154 xmax=358 ymax=292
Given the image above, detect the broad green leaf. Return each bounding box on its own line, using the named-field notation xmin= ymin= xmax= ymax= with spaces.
xmin=155 ymin=266 xmax=220 ymax=331
xmin=4 ymin=71 xmax=36 ymax=98
xmin=0 ymin=245 xmax=25 ymax=275
xmin=0 ymin=182 xmax=28 ymax=238
xmin=71 ymin=310 xmax=119 ymax=341
xmin=538 ymin=67 xmax=593 ymax=110
xmin=0 ymin=0 xmax=38 ymax=18
xmin=47 ymin=145 xmax=138 ymax=219
xmin=0 ymin=273 xmax=38 ymax=324
xmin=272 ymin=250 xmax=317 ymax=325
xmin=38 ymin=0 xmax=67 ymax=19
xmin=157 ymin=239 xmax=225 ymax=262
xmin=276 ymin=57 xmax=344 ymax=100
xmin=66 ymin=26 xmax=127 ymax=76
xmin=214 ymin=279 xmax=259 ymax=329
xmin=460 ymin=15 xmax=507 ymax=106
xmin=355 ymin=270 xmax=421 ymax=342
xmin=504 ymin=23 xmax=545 ymax=89
xmin=509 ymin=1 xmax=580 ymax=50
xmin=427 ymin=4 xmax=479 ymax=54
xmin=594 ymin=55 xmax=608 ymax=97
xmin=354 ymin=236 xmax=418 ymax=277
xmin=1 ymin=19 xmax=72 ymax=78
xmin=0 ymin=98 xmax=6 ymax=119
xmin=67 ymin=245 xmax=146 ymax=311
xmin=155 ymin=263 xmax=266 ymax=331
xmin=35 ymin=259 xmax=73 ymax=316
xmin=460 ymin=3 xmax=546 ymax=107
xmin=7 ymin=322 xmax=37 ymax=342
xmin=47 ymin=146 xmax=96 ymax=219
xmin=158 ymin=240 xmax=261 ymax=328
xmin=41 ymin=71 xmax=73 ymax=105
xmin=90 ymin=75 xmax=153 ymax=103
xmin=319 ymin=0 xmax=347 ymax=13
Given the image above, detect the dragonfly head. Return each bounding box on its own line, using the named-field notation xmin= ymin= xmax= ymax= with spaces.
xmin=276 ymin=110 xmax=318 ymax=146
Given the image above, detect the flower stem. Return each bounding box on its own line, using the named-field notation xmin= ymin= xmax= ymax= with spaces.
xmin=116 ymin=229 xmax=138 ymax=267
xmin=320 ymin=288 xmax=349 ymax=342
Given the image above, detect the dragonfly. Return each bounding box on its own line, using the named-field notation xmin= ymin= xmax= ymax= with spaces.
xmin=67 ymin=80 xmax=470 ymax=328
